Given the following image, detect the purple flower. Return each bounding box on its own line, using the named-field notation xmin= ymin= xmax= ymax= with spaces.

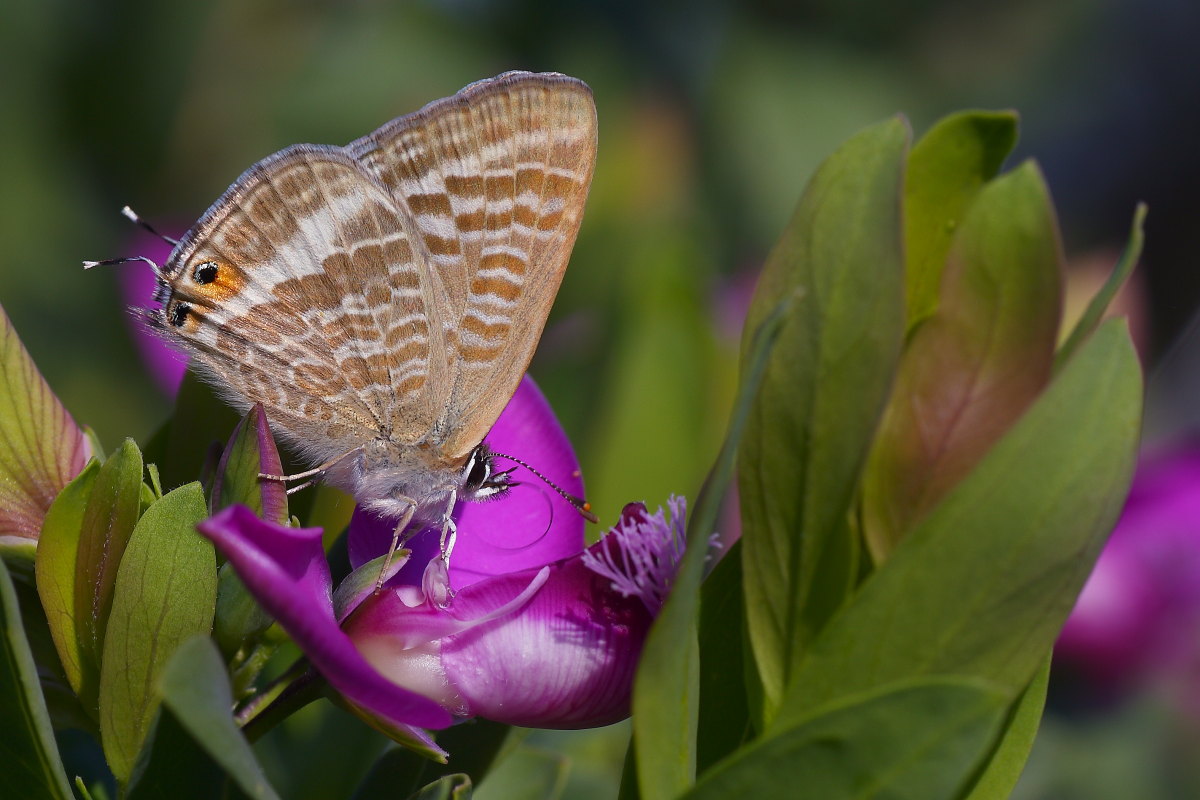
xmin=1058 ymin=443 xmax=1200 ymax=699
xmin=198 ymin=376 xmax=689 ymax=755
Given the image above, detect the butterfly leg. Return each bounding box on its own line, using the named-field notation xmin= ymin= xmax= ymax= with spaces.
xmin=259 ymin=446 xmax=364 ymax=491
xmin=375 ymin=497 xmax=417 ymax=593
xmin=437 ymin=491 xmax=459 ymax=562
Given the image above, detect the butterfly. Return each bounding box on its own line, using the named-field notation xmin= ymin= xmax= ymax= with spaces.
xmin=140 ymin=71 xmax=597 ymax=553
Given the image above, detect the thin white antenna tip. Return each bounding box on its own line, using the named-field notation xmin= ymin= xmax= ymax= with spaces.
xmin=82 ymin=260 xmax=101 ymax=269
xmin=120 ymin=205 xmax=138 ymax=222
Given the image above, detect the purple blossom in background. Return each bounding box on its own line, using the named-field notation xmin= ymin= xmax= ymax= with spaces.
xmin=119 ymin=228 xmax=187 ymax=397
xmin=198 ymin=376 xmax=689 ymax=756
xmin=1058 ymin=443 xmax=1200 ymax=703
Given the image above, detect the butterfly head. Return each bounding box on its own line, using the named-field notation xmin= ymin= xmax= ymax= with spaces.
xmin=460 ymin=444 xmax=516 ymax=503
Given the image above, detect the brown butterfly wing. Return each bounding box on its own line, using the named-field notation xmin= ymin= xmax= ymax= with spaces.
xmin=155 ymin=148 xmax=452 ymax=463
xmin=349 ymin=72 xmax=597 ymax=460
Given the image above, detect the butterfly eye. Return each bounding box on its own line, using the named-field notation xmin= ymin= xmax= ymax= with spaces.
xmin=169 ymin=302 xmax=191 ymax=327
xmin=192 ymin=261 xmax=219 ymax=284
xmin=463 ymin=447 xmax=492 ymax=492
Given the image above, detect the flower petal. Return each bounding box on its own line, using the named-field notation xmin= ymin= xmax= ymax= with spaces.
xmin=348 ymin=376 xmax=586 ymax=590
xmin=349 ymin=551 xmax=651 ymax=729
xmin=441 ymin=555 xmax=651 ymax=728
xmin=0 ymin=302 xmax=91 ymax=543
xmin=197 ymin=507 xmax=453 ymax=739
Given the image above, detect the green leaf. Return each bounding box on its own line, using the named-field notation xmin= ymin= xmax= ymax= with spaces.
xmin=1055 ymin=202 xmax=1147 ymax=369
xmin=686 ymin=679 xmax=1007 ymax=800
xmin=778 ymin=320 xmax=1141 ymax=726
xmin=0 ymin=558 xmax=75 ymax=800
xmin=905 ymin=111 xmax=1019 ymax=327
xmin=74 ymin=438 xmax=145 ymax=715
xmin=737 ymin=117 xmax=908 ymax=718
xmin=408 ymin=774 xmax=472 ymax=800
xmin=696 ymin=541 xmax=753 ymax=773
xmin=474 ymin=745 xmax=567 ymax=800
xmin=99 ymin=482 xmax=216 ymax=784
xmin=864 ymin=161 xmax=1064 ymax=560
xmin=34 ymin=459 xmax=99 ymax=697
xmin=0 ymin=302 xmax=92 ymax=543
xmin=158 ymin=636 xmax=281 ymax=800
xmin=125 ymin=707 xmax=225 ymax=800
xmin=635 ymin=292 xmax=793 ymax=800
xmin=960 ymin=655 xmax=1050 ymax=800
xmin=353 ymin=720 xmax=511 ymax=799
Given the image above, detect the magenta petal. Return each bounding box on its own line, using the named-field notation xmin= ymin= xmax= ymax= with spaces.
xmin=440 ymin=556 xmax=651 ymax=728
xmin=197 ymin=506 xmax=453 ymax=736
xmin=348 ymin=375 xmax=586 ymax=590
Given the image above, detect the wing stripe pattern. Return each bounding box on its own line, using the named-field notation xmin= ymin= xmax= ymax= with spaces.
xmin=155 ymin=72 xmax=595 ymax=470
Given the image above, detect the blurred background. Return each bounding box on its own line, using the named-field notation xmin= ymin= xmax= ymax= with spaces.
xmin=4 ymin=1 xmax=1200 ymax=797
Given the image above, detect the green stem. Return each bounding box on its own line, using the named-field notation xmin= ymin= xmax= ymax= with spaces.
xmin=235 ymin=658 xmax=324 ymax=741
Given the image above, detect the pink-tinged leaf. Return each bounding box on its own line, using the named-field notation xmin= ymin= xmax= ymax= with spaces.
xmin=863 ymin=161 xmax=1063 ymax=561
xmin=211 ymin=404 xmax=287 ymax=524
xmin=0 ymin=303 xmax=91 ymax=543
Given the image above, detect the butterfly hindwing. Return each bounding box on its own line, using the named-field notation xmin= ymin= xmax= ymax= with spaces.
xmin=350 ymin=72 xmax=597 ymax=459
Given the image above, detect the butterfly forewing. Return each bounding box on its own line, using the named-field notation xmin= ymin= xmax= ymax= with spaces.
xmin=155 ymin=71 xmax=595 ymax=484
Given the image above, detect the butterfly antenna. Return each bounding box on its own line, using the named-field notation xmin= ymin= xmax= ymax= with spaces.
xmin=121 ymin=205 xmax=179 ymax=247
xmin=81 ymin=254 xmax=165 ymax=279
xmin=489 ymin=449 xmax=599 ymax=523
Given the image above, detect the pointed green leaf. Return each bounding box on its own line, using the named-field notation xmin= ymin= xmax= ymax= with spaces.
xmin=74 ymin=438 xmax=145 ymax=714
xmin=34 ymin=459 xmax=99 ymax=696
xmin=686 ymin=679 xmax=1007 ymax=800
xmin=0 ymin=303 xmax=91 ymax=544
xmin=778 ymin=320 xmax=1141 ymax=726
xmin=1055 ymin=202 xmax=1147 ymax=369
xmin=737 ymin=117 xmax=908 ymax=718
xmin=961 ymin=655 xmax=1050 ymax=799
xmin=0 ymin=558 xmax=75 ymax=800
xmin=635 ymin=293 xmax=792 ymax=800
xmin=158 ymin=636 xmax=281 ymax=800
xmin=905 ymin=111 xmax=1018 ymax=326
xmin=864 ymin=161 xmax=1064 ymax=560
xmin=99 ymin=482 xmax=216 ymax=784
